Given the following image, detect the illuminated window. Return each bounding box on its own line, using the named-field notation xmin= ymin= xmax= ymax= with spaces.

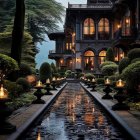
xmin=83 ymin=18 xmax=95 ymax=40
xmin=122 ymin=17 xmax=130 ymax=36
xmin=98 ymin=18 xmax=110 ymax=40
xmin=99 ymin=50 xmax=106 ymax=64
xmin=114 ymin=48 xmax=124 ymax=62
xmin=84 ymin=50 xmax=95 ymax=70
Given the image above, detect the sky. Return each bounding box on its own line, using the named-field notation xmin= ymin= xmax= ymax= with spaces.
xmin=35 ymin=0 xmax=86 ymax=69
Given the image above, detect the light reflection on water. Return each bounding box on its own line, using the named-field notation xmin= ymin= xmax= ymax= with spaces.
xmin=24 ymin=83 xmax=126 ymax=140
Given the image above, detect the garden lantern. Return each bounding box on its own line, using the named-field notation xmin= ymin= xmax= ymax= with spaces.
xmin=112 ymin=79 xmax=130 ymax=110
xmin=102 ymin=78 xmax=113 ymax=99
xmin=0 ymin=85 xmax=16 ymax=134
xmin=91 ymin=78 xmax=96 ymax=92
xmin=52 ymin=77 xmax=57 ymax=90
xmin=45 ymin=79 xmax=52 ymax=95
xmin=32 ymin=81 xmax=45 ymax=104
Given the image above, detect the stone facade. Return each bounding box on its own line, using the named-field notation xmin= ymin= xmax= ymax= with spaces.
xmin=48 ymin=0 xmax=140 ymax=73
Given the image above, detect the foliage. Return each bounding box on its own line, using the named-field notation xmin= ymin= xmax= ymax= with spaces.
xmin=101 ymin=64 xmax=118 ymax=76
xmin=51 ymin=62 xmax=57 ymax=74
xmin=0 ymin=53 xmax=19 ymax=76
xmin=106 ymin=48 xmax=114 ymax=61
xmin=19 ymin=63 xmax=32 ymax=77
xmin=131 ymin=58 xmax=140 ymax=64
xmin=96 ymin=78 xmax=104 ymax=85
xmin=121 ymin=61 xmax=140 ymax=90
xmin=119 ymin=57 xmax=130 ymax=74
xmin=127 ymin=48 xmax=140 ymax=61
xmin=6 ymin=93 xmax=35 ymax=110
xmin=4 ymin=80 xmax=23 ymax=98
xmin=16 ymin=77 xmax=31 ymax=91
xmin=85 ymin=73 xmax=95 ymax=80
xmin=26 ymin=0 xmax=65 ymax=42
xmin=39 ymin=62 xmax=52 ymax=83
xmin=100 ymin=61 xmax=116 ymax=69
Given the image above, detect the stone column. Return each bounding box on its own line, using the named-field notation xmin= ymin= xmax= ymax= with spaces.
xmin=95 ymin=22 xmax=98 ymax=40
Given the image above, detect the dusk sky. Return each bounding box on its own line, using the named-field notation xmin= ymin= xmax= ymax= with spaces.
xmin=35 ymin=0 xmax=86 ymax=69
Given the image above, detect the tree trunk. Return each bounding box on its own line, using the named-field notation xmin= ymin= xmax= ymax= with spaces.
xmin=11 ymin=0 xmax=25 ymax=65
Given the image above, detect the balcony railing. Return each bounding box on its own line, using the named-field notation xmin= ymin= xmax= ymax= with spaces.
xmin=68 ymin=3 xmax=113 ymax=9
xmin=49 ymin=50 xmax=56 ymax=54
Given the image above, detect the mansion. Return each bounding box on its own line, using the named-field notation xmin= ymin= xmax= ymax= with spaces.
xmin=48 ymin=0 xmax=140 ymax=73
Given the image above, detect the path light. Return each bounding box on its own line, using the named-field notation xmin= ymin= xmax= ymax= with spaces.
xmin=32 ymin=81 xmax=45 ymax=104
xmin=90 ymin=78 xmax=96 ymax=92
xmin=0 ymin=85 xmax=16 ymax=134
xmin=102 ymin=78 xmax=113 ymax=99
xmin=45 ymin=79 xmax=52 ymax=95
xmin=112 ymin=79 xmax=130 ymax=110
xmin=87 ymin=79 xmax=91 ymax=88
xmin=51 ymin=77 xmax=57 ymax=90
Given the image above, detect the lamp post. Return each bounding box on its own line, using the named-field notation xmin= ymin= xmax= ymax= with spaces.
xmin=51 ymin=77 xmax=57 ymax=90
xmin=32 ymin=81 xmax=45 ymax=104
xmin=0 ymin=85 xmax=16 ymax=134
xmin=45 ymin=79 xmax=52 ymax=95
xmin=102 ymin=78 xmax=113 ymax=99
xmin=90 ymin=78 xmax=96 ymax=92
xmin=112 ymin=79 xmax=130 ymax=110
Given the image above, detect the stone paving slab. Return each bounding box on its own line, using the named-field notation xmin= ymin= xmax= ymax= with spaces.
xmin=81 ymin=83 xmax=140 ymax=140
xmin=0 ymin=83 xmax=67 ymax=140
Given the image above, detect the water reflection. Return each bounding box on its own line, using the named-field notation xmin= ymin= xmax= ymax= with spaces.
xmin=24 ymin=83 xmax=126 ymax=140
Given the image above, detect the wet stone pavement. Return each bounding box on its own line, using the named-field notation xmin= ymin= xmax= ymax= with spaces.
xmin=24 ymin=83 xmax=127 ymax=140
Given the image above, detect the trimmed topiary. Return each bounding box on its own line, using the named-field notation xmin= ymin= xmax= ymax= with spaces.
xmin=100 ymin=61 xmax=116 ymax=69
xmin=19 ymin=63 xmax=32 ymax=77
xmin=127 ymin=48 xmax=140 ymax=61
xmin=119 ymin=57 xmax=130 ymax=74
xmin=39 ymin=62 xmax=52 ymax=83
xmin=0 ymin=53 xmax=19 ymax=75
xmin=131 ymin=58 xmax=140 ymax=64
xmin=101 ymin=64 xmax=118 ymax=76
xmin=85 ymin=73 xmax=95 ymax=80
xmin=121 ymin=61 xmax=140 ymax=90
xmin=16 ymin=78 xmax=31 ymax=92
xmin=96 ymin=78 xmax=104 ymax=84
xmin=106 ymin=48 xmax=114 ymax=61
xmin=51 ymin=62 xmax=57 ymax=74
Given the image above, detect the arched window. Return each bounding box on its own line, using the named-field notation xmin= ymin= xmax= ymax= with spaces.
xmin=83 ymin=18 xmax=95 ymax=40
xmin=98 ymin=18 xmax=109 ymax=40
xmin=84 ymin=50 xmax=95 ymax=70
xmin=99 ymin=50 xmax=106 ymax=64
xmin=114 ymin=48 xmax=124 ymax=62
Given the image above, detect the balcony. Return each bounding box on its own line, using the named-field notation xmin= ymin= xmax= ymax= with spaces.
xmin=68 ymin=3 xmax=113 ymax=10
xmin=48 ymin=50 xmax=74 ymax=59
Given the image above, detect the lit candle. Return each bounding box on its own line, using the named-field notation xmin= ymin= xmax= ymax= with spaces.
xmin=37 ymin=132 xmax=41 ymax=140
xmin=52 ymin=77 xmax=56 ymax=82
xmin=92 ymin=78 xmax=95 ymax=82
xmin=36 ymin=80 xmax=42 ymax=87
xmin=88 ymin=79 xmax=90 ymax=82
xmin=46 ymin=79 xmax=50 ymax=84
xmin=105 ymin=78 xmax=110 ymax=85
xmin=0 ymin=85 xmax=8 ymax=99
xmin=116 ymin=79 xmax=125 ymax=88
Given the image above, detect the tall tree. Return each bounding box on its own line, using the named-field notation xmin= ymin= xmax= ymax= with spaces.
xmin=11 ymin=0 xmax=25 ymax=65
xmin=106 ymin=48 xmax=115 ymax=61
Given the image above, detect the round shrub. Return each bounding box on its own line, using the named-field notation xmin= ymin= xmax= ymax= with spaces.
xmin=119 ymin=57 xmax=130 ymax=74
xmin=96 ymin=78 xmax=104 ymax=84
xmin=16 ymin=78 xmax=31 ymax=92
xmin=85 ymin=73 xmax=95 ymax=80
xmin=0 ymin=53 xmax=19 ymax=75
xmin=39 ymin=62 xmax=52 ymax=83
xmin=100 ymin=61 xmax=116 ymax=69
xmin=101 ymin=64 xmax=118 ymax=76
xmin=131 ymin=58 xmax=140 ymax=64
xmin=4 ymin=80 xmax=23 ymax=98
xmin=122 ymin=61 xmax=140 ymax=90
xmin=65 ymin=70 xmax=72 ymax=78
xmin=106 ymin=48 xmax=114 ymax=61
xmin=51 ymin=63 xmax=57 ymax=73
xmin=127 ymin=48 xmax=140 ymax=61
xmin=19 ymin=63 xmax=32 ymax=77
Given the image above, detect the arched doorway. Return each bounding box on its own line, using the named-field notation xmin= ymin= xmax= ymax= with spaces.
xmin=84 ymin=50 xmax=95 ymax=70
xmin=98 ymin=50 xmax=106 ymax=64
